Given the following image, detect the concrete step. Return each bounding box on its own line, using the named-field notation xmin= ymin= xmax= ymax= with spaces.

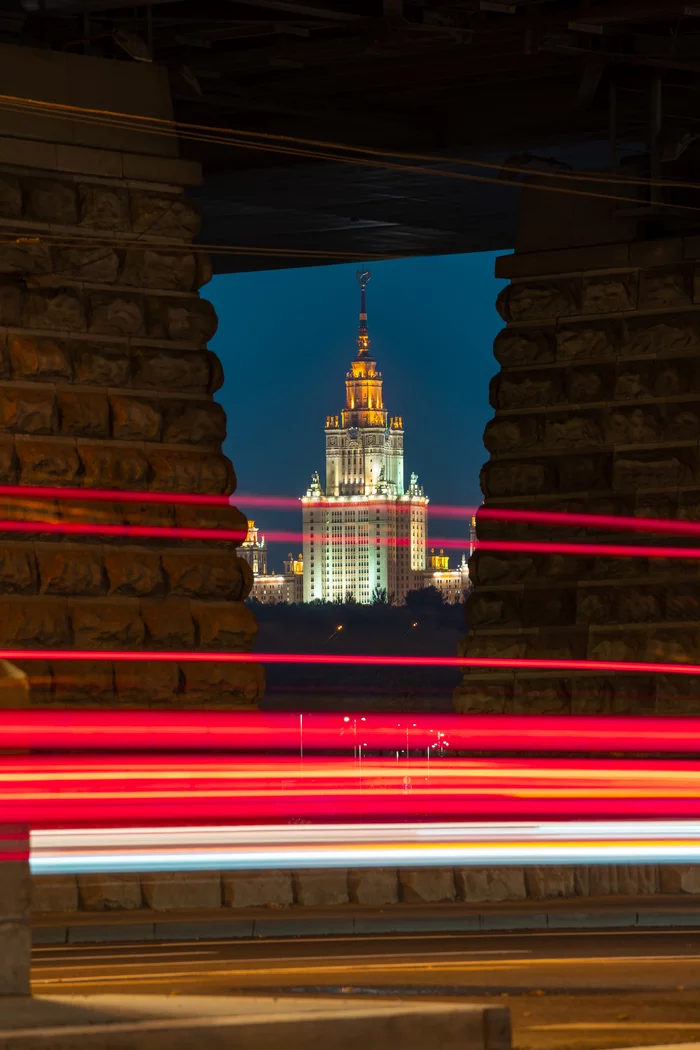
xmin=0 ymin=995 xmax=511 ymax=1050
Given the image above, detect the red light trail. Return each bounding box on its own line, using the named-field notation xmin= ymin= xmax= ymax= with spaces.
xmin=475 ymin=538 xmax=700 ymax=560
xmin=0 ymin=484 xmax=233 ymax=507
xmin=1 ymin=518 xmax=699 ymax=561
xmin=0 ymin=519 xmax=247 ymax=542
xmin=0 ymin=484 xmax=698 ymax=539
xmin=478 ymin=505 xmax=700 ymax=538
xmin=2 ymin=648 xmax=700 ymax=678
xmin=6 ymin=754 xmax=700 ymax=827
xmin=3 ymin=709 xmax=700 ymax=752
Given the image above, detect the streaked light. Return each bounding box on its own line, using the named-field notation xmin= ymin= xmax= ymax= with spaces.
xmin=29 ymin=820 xmax=700 ymax=873
xmin=7 ymin=754 xmax=700 ymax=827
xmin=5 ymin=709 xmax=700 ymax=753
xmin=3 ymin=649 xmax=700 ymax=679
xmin=0 ymin=484 xmax=232 ymax=507
xmin=0 ymin=519 xmax=246 ymax=542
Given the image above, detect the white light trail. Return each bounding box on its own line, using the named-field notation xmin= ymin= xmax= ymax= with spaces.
xmin=30 ymin=821 xmax=700 ymax=874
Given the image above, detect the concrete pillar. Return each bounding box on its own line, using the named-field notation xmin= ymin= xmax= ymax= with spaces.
xmin=457 ymin=174 xmax=700 ymax=715
xmin=0 ymin=825 xmax=30 ymax=995
xmin=0 ymin=43 xmax=261 ymax=709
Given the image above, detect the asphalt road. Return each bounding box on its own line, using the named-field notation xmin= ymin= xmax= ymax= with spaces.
xmin=32 ymin=927 xmax=700 ymax=1050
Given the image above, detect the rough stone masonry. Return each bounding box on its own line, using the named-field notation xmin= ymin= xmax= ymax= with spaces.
xmin=0 ymin=44 xmax=260 ymax=711
xmin=457 ymin=173 xmax=700 ymax=718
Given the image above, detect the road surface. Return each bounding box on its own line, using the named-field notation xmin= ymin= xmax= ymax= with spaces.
xmin=32 ymin=927 xmax=700 ymax=1050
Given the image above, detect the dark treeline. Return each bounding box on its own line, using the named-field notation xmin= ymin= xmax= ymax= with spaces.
xmin=248 ymin=588 xmax=464 ymax=713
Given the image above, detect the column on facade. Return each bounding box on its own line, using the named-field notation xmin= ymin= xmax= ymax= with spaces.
xmin=457 ymin=176 xmax=700 ymax=715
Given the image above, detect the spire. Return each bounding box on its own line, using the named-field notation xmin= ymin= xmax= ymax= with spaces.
xmin=356 ymin=267 xmax=371 ymax=355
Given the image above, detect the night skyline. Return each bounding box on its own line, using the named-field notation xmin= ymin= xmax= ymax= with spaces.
xmin=208 ymin=251 xmax=508 ymax=569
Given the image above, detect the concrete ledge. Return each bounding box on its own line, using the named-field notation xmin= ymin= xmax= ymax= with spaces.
xmin=0 ymin=995 xmax=511 ymax=1050
xmin=31 ymin=897 xmax=700 ymax=945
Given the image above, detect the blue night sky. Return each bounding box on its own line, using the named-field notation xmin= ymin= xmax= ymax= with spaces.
xmin=208 ymin=252 xmax=508 ymax=570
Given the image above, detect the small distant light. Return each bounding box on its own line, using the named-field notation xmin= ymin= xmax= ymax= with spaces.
xmin=337 ymin=625 xmax=344 ymax=631
xmin=343 ymin=717 xmax=350 ymax=723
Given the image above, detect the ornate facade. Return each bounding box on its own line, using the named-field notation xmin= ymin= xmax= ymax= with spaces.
xmin=302 ymin=272 xmax=428 ymax=604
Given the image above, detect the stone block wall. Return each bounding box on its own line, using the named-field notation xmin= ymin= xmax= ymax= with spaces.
xmin=456 ymin=182 xmax=700 ymax=715
xmin=0 ymin=147 xmax=259 ymax=706
xmin=30 ymin=862 xmax=700 ymax=914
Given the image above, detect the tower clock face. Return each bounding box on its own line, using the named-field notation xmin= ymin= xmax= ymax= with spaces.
xmin=348 ymin=428 xmax=359 ymax=441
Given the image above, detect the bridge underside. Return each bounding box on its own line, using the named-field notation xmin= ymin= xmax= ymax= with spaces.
xmin=5 ymin=0 xmax=700 ymax=270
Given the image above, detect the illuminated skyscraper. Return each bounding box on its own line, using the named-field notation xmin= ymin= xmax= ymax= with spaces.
xmin=301 ymin=270 xmax=428 ymax=603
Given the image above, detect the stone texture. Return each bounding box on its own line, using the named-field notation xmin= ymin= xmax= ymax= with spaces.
xmin=122 ymin=250 xmax=197 ymax=291
xmin=575 ymin=865 xmax=659 ymax=896
xmin=130 ymin=193 xmax=201 ymax=238
xmin=348 ymin=869 xmax=399 ymax=906
xmin=455 ymin=867 xmax=527 ymax=903
xmin=659 ymin=865 xmax=700 ymax=894
xmin=16 ymin=437 xmax=80 ymax=483
xmin=0 ymin=175 xmax=22 ymax=219
xmin=0 ymin=825 xmax=30 ymax=995
xmin=525 ymin=867 xmax=576 ymax=899
xmin=141 ymin=872 xmax=222 ymax=910
xmin=0 ymin=860 xmax=29 ymax=920
xmin=57 ymin=247 xmax=119 ymax=283
xmin=26 ymin=179 xmax=77 ymax=224
xmin=0 ymin=548 xmax=37 ymax=595
xmin=223 ymin=871 xmax=294 ymax=908
xmin=58 ymin=391 xmax=109 ymax=437
xmin=0 ymin=387 xmax=54 ymax=434
xmin=78 ymin=184 xmax=128 ymax=229
xmin=457 ymin=186 xmax=700 ymax=719
xmin=37 ymin=548 xmax=104 ymax=596
xmin=70 ymin=602 xmax=145 ymax=649
xmin=163 ymin=401 xmax=226 ymax=445
xmin=79 ymin=443 xmax=150 ymax=489
xmin=8 ymin=335 xmax=71 ymax=379
xmin=293 ymin=870 xmax=349 ymax=906
xmin=24 ymin=290 xmax=85 ymax=331
xmin=104 ymin=551 xmax=164 ymax=597
xmin=141 ymin=599 xmax=195 ymax=647
xmin=132 ymin=349 xmax=210 ymax=392
xmin=114 ymin=660 xmax=180 ymax=704
xmin=147 ymin=295 xmax=217 ymax=344
xmin=0 ymin=146 xmax=258 ymax=718
xmin=399 ymin=869 xmax=456 ymax=904
xmin=148 ymin=448 xmax=232 ymax=494
xmin=180 ymin=661 xmax=264 ymax=707
xmin=0 ymin=923 xmax=30 ymax=995
xmin=89 ymin=294 xmax=143 ymax=336
xmin=72 ymin=342 xmax=129 ymax=386
xmin=31 ymin=875 xmax=78 ymax=914
xmin=0 ymin=599 xmax=69 ymax=646
xmin=110 ymin=395 xmax=162 ymax=441
xmin=77 ymin=874 xmax=143 ymax=911
xmin=191 ymin=602 xmax=257 ymax=649
xmin=52 ymin=658 xmax=115 ymax=705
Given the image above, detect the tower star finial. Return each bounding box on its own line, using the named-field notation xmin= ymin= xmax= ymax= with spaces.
xmin=356 ymin=267 xmax=371 ymax=355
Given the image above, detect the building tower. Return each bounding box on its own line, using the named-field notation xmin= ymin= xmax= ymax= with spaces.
xmin=238 ymin=520 xmax=267 ymax=576
xmin=302 ymin=270 xmax=428 ymax=603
